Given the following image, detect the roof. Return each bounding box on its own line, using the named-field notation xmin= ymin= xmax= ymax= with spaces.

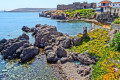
xmin=113 ymin=2 xmax=120 ymax=4
xmin=99 ymin=0 xmax=112 ymax=3
xmin=97 ymin=6 xmax=112 ymax=8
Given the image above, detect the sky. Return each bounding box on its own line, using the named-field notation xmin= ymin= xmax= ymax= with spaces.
xmin=0 ymin=0 xmax=118 ymax=11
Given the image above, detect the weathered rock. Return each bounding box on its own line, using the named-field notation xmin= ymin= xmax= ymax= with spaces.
xmin=51 ymin=13 xmax=66 ymax=20
xmin=108 ymin=29 xmax=119 ymax=41
xmin=72 ymin=51 xmax=97 ymax=65
xmin=55 ymin=46 xmax=67 ymax=58
xmin=72 ymin=36 xmax=81 ymax=46
xmin=20 ymin=46 xmax=39 ymax=63
xmin=60 ymin=37 xmax=71 ymax=48
xmin=18 ymin=33 xmax=29 ymax=40
xmin=34 ymin=26 xmax=57 ymax=48
xmin=22 ymin=26 xmax=31 ymax=32
xmin=83 ymin=27 xmax=88 ymax=38
xmin=46 ymin=51 xmax=58 ymax=63
xmin=77 ymin=65 xmax=91 ymax=77
xmin=60 ymin=57 xmax=68 ymax=64
xmin=74 ymin=12 xmax=81 ymax=19
xmin=2 ymin=40 xmax=29 ymax=59
xmin=35 ymin=24 xmax=41 ymax=28
xmin=44 ymin=46 xmax=53 ymax=51
xmin=0 ymin=39 xmax=7 ymax=45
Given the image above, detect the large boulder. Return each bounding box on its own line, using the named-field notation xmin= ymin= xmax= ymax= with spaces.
xmin=22 ymin=26 xmax=31 ymax=32
xmin=1 ymin=40 xmax=29 ymax=59
xmin=72 ymin=36 xmax=81 ymax=46
xmin=55 ymin=46 xmax=67 ymax=58
xmin=34 ymin=26 xmax=57 ymax=48
xmin=83 ymin=27 xmax=88 ymax=38
xmin=72 ymin=51 xmax=97 ymax=65
xmin=18 ymin=33 xmax=29 ymax=40
xmin=46 ymin=51 xmax=58 ymax=63
xmin=20 ymin=46 xmax=39 ymax=63
xmin=51 ymin=13 xmax=66 ymax=20
xmin=0 ymin=39 xmax=7 ymax=45
xmin=60 ymin=37 xmax=71 ymax=48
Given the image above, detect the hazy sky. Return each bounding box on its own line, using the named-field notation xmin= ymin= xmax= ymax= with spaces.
xmin=0 ymin=0 xmax=118 ymax=11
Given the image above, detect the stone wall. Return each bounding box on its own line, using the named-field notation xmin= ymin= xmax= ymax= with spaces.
xmin=57 ymin=2 xmax=96 ymax=10
xmin=111 ymin=24 xmax=120 ymax=29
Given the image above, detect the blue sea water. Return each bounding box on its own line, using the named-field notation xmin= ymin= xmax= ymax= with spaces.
xmin=0 ymin=12 xmax=92 ymax=80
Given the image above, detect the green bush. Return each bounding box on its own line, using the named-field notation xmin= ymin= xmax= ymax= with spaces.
xmin=65 ymin=9 xmax=95 ymax=18
xmin=113 ymin=17 xmax=120 ymax=24
xmin=110 ymin=32 xmax=120 ymax=51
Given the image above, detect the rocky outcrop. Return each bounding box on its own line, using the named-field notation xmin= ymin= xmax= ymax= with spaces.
xmin=108 ymin=29 xmax=119 ymax=41
xmin=46 ymin=51 xmax=58 ymax=63
xmin=55 ymin=46 xmax=67 ymax=58
xmin=72 ymin=36 xmax=81 ymax=46
xmin=20 ymin=46 xmax=39 ymax=63
xmin=22 ymin=26 xmax=36 ymax=33
xmin=51 ymin=13 xmax=66 ymax=20
xmin=0 ymin=34 xmax=39 ymax=63
xmin=22 ymin=24 xmax=90 ymax=63
xmin=72 ymin=50 xmax=97 ymax=65
xmin=73 ymin=12 xmax=81 ymax=19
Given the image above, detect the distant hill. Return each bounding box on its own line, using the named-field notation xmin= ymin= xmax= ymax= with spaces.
xmin=9 ymin=8 xmax=56 ymax=12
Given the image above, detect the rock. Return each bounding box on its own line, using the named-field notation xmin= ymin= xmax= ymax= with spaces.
xmin=34 ymin=26 xmax=57 ymax=48
xmin=0 ymin=39 xmax=7 ymax=45
xmin=108 ymin=29 xmax=119 ymax=41
xmin=83 ymin=27 xmax=88 ymax=38
xmin=22 ymin=26 xmax=31 ymax=32
xmin=77 ymin=65 xmax=91 ymax=77
xmin=2 ymin=40 xmax=29 ymax=59
xmin=60 ymin=57 xmax=68 ymax=64
xmin=51 ymin=13 xmax=66 ymax=20
xmin=60 ymin=37 xmax=71 ymax=48
xmin=55 ymin=46 xmax=67 ymax=58
xmin=72 ymin=51 xmax=97 ymax=65
xmin=72 ymin=53 xmax=79 ymax=61
xmin=18 ymin=33 xmax=29 ymax=40
xmin=20 ymin=46 xmax=39 ymax=63
xmin=44 ymin=46 xmax=53 ymax=51
xmin=46 ymin=51 xmax=58 ymax=63
xmin=78 ymin=51 xmax=96 ymax=65
xmin=35 ymin=24 xmax=41 ymax=28
xmin=74 ymin=12 xmax=81 ymax=19
xmin=72 ymin=36 xmax=81 ymax=46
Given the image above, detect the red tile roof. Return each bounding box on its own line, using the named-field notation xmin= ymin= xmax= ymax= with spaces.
xmin=99 ymin=0 xmax=112 ymax=3
xmin=98 ymin=6 xmax=112 ymax=8
xmin=113 ymin=2 xmax=120 ymax=4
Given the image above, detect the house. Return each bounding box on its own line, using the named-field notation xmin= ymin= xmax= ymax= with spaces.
xmin=98 ymin=0 xmax=120 ymax=16
xmin=111 ymin=2 xmax=120 ymax=16
xmin=98 ymin=0 xmax=112 ymax=13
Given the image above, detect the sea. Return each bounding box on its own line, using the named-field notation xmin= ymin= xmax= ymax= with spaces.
xmin=0 ymin=12 xmax=92 ymax=80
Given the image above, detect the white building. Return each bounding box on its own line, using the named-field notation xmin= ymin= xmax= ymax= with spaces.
xmin=111 ymin=2 xmax=120 ymax=16
xmin=98 ymin=0 xmax=120 ymax=16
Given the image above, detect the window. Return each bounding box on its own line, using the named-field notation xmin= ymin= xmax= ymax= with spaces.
xmin=119 ymin=4 xmax=120 ymax=6
xmin=113 ymin=4 xmax=115 ymax=6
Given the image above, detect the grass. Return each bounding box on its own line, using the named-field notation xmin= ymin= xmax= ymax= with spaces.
xmin=65 ymin=9 xmax=96 ymax=18
xmin=70 ymin=29 xmax=120 ymax=80
xmin=113 ymin=16 xmax=120 ymax=24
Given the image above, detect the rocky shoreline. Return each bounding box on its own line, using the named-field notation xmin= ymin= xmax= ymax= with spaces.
xmin=0 ymin=24 xmax=100 ymax=80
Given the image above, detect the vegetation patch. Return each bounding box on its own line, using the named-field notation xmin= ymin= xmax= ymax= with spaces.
xmin=70 ymin=29 xmax=120 ymax=80
xmin=113 ymin=16 xmax=120 ymax=24
xmin=65 ymin=9 xmax=96 ymax=18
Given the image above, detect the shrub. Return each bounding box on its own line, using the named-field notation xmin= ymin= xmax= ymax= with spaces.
xmin=110 ymin=32 xmax=120 ymax=51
